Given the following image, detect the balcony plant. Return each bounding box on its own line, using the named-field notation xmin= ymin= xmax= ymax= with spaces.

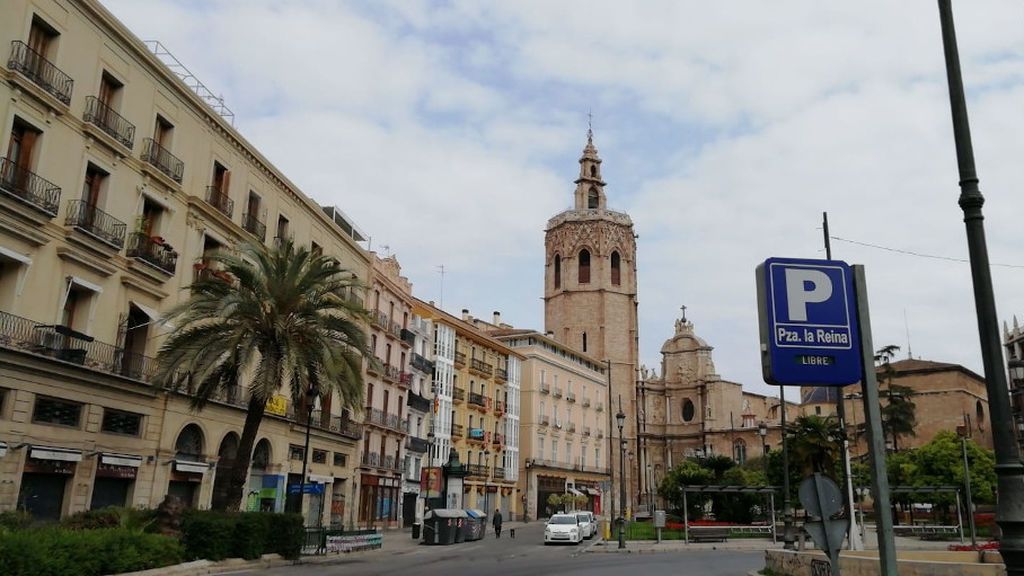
xmin=154 ymin=240 xmax=371 ymax=511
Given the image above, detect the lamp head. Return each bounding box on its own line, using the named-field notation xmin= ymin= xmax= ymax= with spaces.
xmin=615 ymin=409 xmax=626 ymax=429
xmin=1010 ymin=359 xmax=1024 ymax=384
xmin=758 ymin=422 xmax=768 ymax=437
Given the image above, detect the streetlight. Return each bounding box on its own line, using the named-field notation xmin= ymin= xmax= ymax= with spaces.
xmin=426 ymin=430 xmax=435 ymax=513
xmin=1008 ymin=359 xmax=1024 ymax=388
xmin=484 ymin=448 xmax=491 ymax=524
xmin=779 ymin=388 xmax=796 ymax=550
xmin=957 ymin=424 xmax=977 ymax=548
xmin=299 ymin=382 xmax=320 ymax=527
xmin=616 ymin=403 xmax=626 ymax=550
xmin=757 ymin=421 xmax=769 ymax=475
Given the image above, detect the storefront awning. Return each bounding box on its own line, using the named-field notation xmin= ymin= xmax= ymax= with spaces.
xmin=307 ymin=473 xmax=334 ymax=484
xmin=30 ymin=446 xmax=82 ymax=462
xmin=173 ymin=459 xmax=209 ymax=474
xmin=567 ymin=487 xmax=584 ymax=497
xmin=100 ymin=453 xmax=143 ymax=468
xmin=585 ymin=487 xmax=600 ymax=496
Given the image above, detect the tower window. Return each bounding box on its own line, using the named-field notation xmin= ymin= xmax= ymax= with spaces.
xmin=611 ymin=251 xmax=621 ymax=286
xmin=590 ymin=165 xmax=596 ymax=177
xmin=582 ymin=332 xmax=587 ymax=352
xmin=587 ymin=187 xmax=599 ymax=209
xmin=554 ymin=255 xmax=561 ymax=289
xmin=578 ymin=249 xmax=590 ymax=284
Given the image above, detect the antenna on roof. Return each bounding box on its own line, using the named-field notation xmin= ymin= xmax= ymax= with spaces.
xmin=143 ymin=41 xmax=235 ymax=126
xmin=437 ymin=265 xmax=446 ymax=309
xmin=904 ymin=308 xmax=913 ymax=360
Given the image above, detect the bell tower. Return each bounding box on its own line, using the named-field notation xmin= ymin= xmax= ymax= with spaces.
xmin=544 ymin=128 xmax=641 ymax=507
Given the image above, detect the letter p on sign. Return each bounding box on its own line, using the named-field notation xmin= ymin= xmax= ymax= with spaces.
xmin=785 ymin=268 xmax=832 ymax=322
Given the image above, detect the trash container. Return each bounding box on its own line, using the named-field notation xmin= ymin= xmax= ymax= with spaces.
xmin=412 ymin=523 xmax=421 ymax=539
xmin=463 ymin=509 xmax=486 ymax=541
xmin=452 ymin=509 xmax=470 ymax=543
xmin=423 ymin=509 xmax=466 ymax=545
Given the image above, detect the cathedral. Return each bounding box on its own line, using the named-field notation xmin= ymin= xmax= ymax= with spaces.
xmin=543 ymin=130 xmax=791 ymax=512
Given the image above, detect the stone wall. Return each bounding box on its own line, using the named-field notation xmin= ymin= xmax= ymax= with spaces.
xmin=765 ymin=549 xmax=1006 ymax=576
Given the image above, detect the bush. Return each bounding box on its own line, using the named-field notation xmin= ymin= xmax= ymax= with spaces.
xmin=61 ymin=507 xmax=158 ymax=532
xmin=181 ymin=511 xmax=304 ymax=561
xmin=0 ymin=511 xmax=32 ymax=531
xmin=0 ymin=527 xmax=182 ymax=576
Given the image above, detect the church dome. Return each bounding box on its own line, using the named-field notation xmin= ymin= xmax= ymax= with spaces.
xmin=660 ymin=316 xmax=711 ymax=355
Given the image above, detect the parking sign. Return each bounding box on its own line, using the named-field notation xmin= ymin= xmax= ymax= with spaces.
xmin=756 ymin=257 xmax=863 ymax=386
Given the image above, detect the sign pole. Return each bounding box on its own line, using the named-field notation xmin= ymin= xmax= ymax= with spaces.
xmin=852 ymin=265 xmax=897 ymax=575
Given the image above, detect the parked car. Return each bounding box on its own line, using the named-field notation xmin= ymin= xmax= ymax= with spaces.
xmin=575 ymin=511 xmax=596 ymax=539
xmin=544 ymin=513 xmax=583 ymax=545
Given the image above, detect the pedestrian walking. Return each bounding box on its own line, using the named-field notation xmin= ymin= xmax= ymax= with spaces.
xmin=493 ymin=509 xmax=503 ymax=538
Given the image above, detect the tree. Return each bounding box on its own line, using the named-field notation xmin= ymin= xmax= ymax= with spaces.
xmin=787 ymin=415 xmax=841 ymax=476
xmin=908 ymin=431 xmax=996 ymax=505
xmin=698 ymin=454 xmax=736 ymax=481
xmin=658 ymin=460 xmax=713 ymax=519
xmin=875 ymin=344 xmax=917 ymax=451
xmin=155 ymin=240 xmax=369 ymax=511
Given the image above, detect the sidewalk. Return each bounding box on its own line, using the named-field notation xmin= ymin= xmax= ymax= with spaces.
xmin=377 ymin=521 xmax=532 ymax=555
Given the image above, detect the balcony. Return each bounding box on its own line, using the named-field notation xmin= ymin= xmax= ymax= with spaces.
xmin=365 ymin=358 xmax=380 ymax=376
xmin=567 ymin=392 xmax=576 ymax=403
xmin=8 ymin=41 xmax=73 ymax=106
xmin=0 ymin=310 xmax=158 ymax=382
xmin=83 ymin=96 xmax=135 ymax=149
xmin=406 ymin=436 xmax=429 ymax=453
xmin=204 ymin=186 xmax=234 ymax=218
xmin=454 ymin=351 xmax=466 ymax=367
xmin=597 ymin=430 xmax=604 ymax=439
xmin=0 ymin=156 xmax=60 ymax=217
xmin=141 ymin=138 xmax=184 ymax=184
xmin=451 ymin=423 xmax=465 ymax=438
xmin=307 ymin=410 xmax=363 ymax=441
xmin=241 ymin=211 xmax=266 ymax=242
xmin=540 ymin=382 xmax=550 ymax=394
xmin=407 ymin=391 xmax=431 ymax=413
xmin=467 ymin=464 xmax=488 ymax=477
xmin=384 ymin=455 xmax=399 ymax=471
xmin=493 ymin=467 xmax=506 ymax=480
xmin=552 ymin=387 xmax=563 ymax=398
xmin=492 ymin=433 xmax=504 ymax=446
xmin=469 ymin=358 xmax=493 ymax=378
xmin=539 ymin=415 xmax=550 ymax=426
xmin=126 ymin=232 xmax=178 ymax=275
xmin=568 ymin=423 xmax=576 ymax=434
xmin=467 ymin=428 xmax=485 ymax=444
xmin=66 ymin=200 xmax=127 ymax=249
xmin=382 ymin=363 xmax=401 ymax=383
xmin=400 ymin=328 xmax=415 ymax=347
xmin=364 ymin=407 xmax=407 ymax=434
xmin=494 ymin=400 xmax=504 ymax=416
xmin=596 ymin=402 xmax=604 ymax=412
xmin=583 ymin=426 xmax=591 ymax=437
xmin=495 ymin=367 xmax=507 ymax=383
xmin=452 ymin=387 xmax=465 ymax=403
xmin=582 ymin=398 xmax=591 ymax=408
xmin=389 ymin=320 xmax=403 ymax=340
xmin=373 ymin=310 xmax=389 ymax=331
xmin=468 ymin=392 xmax=487 ymax=410
xmin=361 ymin=451 xmax=381 ymax=468
xmin=411 ymin=353 xmax=434 ymax=374
xmin=399 ymin=371 xmax=413 ymax=388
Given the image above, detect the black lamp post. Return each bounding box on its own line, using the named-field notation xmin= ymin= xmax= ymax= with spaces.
xmin=484 ymin=448 xmax=491 ymax=530
xmin=426 ymin=430 xmax=435 ymax=512
xmin=780 ymin=388 xmax=795 ymax=550
xmin=957 ymin=423 xmax=977 ymax=548
xmin=616 ymin=404 xmax=626 ymax=549
xmin=757 ymin=421 xmax=769 ymax=475
xmin=299 ymin=382 xmax=320 ymax=526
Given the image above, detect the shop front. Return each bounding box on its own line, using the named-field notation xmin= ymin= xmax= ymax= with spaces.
xmin=18 ymin=446 xmax=82 ymax=521
xmin=91 ymin=453 xmax=142 ymax=509
xmin=168 ymin=459 xmax=208 ymax=508
xmin=358 ymin=473 xmax=400 ymax=528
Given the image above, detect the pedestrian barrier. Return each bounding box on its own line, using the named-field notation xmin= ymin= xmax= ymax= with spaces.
xmin=302 ymin=528 xmax=383 ymax=555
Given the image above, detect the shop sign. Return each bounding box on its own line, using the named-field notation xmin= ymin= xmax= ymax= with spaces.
xmin=259 ymin=487 xmax=278 ymax=499
xmin=96 ymin=463 xmax=137 ymax=479
xmin=30 ymin=447 xmax=82 ymax=462
xmin=100 ymin=454 xmax=142 ymax=468
xmin=173 ymin=460 xmax=208 ymax=474
xmin=24 ymin=457 xmax=76 ymax=475
xmin=266 ymin=395 xmax=288 ymax=416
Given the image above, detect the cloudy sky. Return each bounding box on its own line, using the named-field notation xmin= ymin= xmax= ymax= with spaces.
xmin=103 ymin=1 xmax=1024 ymax=396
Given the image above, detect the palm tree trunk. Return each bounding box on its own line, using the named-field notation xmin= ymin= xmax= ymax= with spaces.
xmin=216 ymin=395 xmax=268 ymax=511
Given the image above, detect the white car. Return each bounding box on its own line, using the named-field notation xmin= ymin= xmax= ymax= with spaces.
xmin=544 ymin=513 xmax=583 ymax=545
xmin=575 ymin=512 xmax=595 ymax=539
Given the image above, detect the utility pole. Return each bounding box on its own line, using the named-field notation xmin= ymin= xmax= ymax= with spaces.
xmin=937 ymin=3 xmax=1024 ymax=572
xmin=780 ymin=385 xmax=795 ymax=550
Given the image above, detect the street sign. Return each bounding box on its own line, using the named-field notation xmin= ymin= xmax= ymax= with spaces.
xmin=756 ymin=257 xmax=863 ymax=386
xmin=800 ymin=473 xmax=848 ymax=576
xmin=287 ymin=483 xmax=325 ymax=495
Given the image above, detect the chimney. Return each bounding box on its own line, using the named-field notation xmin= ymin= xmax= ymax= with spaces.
xmin=493 ymin=311 xmax=501 ymax=325
xmin=545 ymin=331 xmax=554 ymax=338
xmin=462 ymin=308 xmax=470 ymax=321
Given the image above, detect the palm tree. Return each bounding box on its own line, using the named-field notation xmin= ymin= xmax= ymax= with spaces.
xmin=874 ymin=344 xmax=917 ymax=451
xmin=154 ymin=240 xmax=369 ymax=511
xmin=787 ymin=414 xmax=841 ymax=476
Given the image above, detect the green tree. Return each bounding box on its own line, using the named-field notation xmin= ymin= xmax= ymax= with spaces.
xmin=698 ymin=454 xmax=736 ymax=481
xmin=874 ymin=345 xmax=917 ymax=451
xmin=155 ymin=241 xmax=369 ymax=511
xmin=787 ymin=415 xmax=841 ymax=476
xmin=658 ymin=460 xmax=713 ymax=519
xmin=910 ymin=431 xmax=996 ymax=504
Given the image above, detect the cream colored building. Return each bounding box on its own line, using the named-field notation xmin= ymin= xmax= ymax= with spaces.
xmin=0 ymin=0 xmax=371 ymax=526
xmin=490 ymin=328 xmax=610 ymax=521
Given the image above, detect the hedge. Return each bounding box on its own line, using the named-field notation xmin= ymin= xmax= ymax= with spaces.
xmin=61 ymin=507 xmax=158 ymax=532
xmin=0 ymin=527 xmax=183 ymax=576
xmin=181 ymin=511 xmax=304 ymax=561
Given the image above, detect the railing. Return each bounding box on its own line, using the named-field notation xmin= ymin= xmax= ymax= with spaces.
xmin=364 ymin=407 xmax=405 ymax=433
xmin=553 ymin=387 xmax=563 ymax=398
xmin=583 ymin=427 xmax=591 ymax=437
xmin=495 ymin=367 xmax=507 ymax=382
xmin=407 ymin=391 xmax=431 ymax=413
xmin=470 ymin=358 xmax=493 ymax=376
xmin=411 ymin=353 xmax=433 ymax=374
xmin=539 ymin=415 xmax=550 ymax=426
xmin=451 ymin=423 xmax=465 ymax=437
xmin=540 ymin=382 xmax=550 ymax=394
xmin=452 ymin=387 xmax=465 ymax=403
xmin=467 ymin=464 xmax=488 ymax=477
xmin=241 ymin=211 xmax=266 ymax=241
xmin=373 ymin=310 xmax=389 ymax=330
xmin=567 ymin=392 xmax=576 ymax=403
xmin=389 ymin=321 xmax=403 ymax=339
xmin=468 ymin=392 xmax=487 ymax=408
xmin=8 ymin=41 xmax=73 ymax=105
xmin=568 ymin=423 xmax=576 ymax=433
xmin=454 ymin=351 xmax=466 ymax=366
xmin=596 ymin=402 xmax=604 ymax=412
xmin=494 ymin=468 xmax=506 ymax=480
xmin=597 ymin=430 xmax=604 ymax=439
xmin=204 ymin=186 xmax=234 ymax=218
xmin=83 ymin=96 xmax=135 ymax=148
xmin=383 ymin=364 xmax=401 ymax=383
xmin=492 ymin=433 xmax=504 ymax=445
xmin=582 ymin=398 xmax=591 ymax=407
xmin=306 ymin=410 xmax=363 ymax=440
xmin=400 ymin=328 xmax=416 ymax=347
xmin=0 ymin=156 xmax=60 ymax=217
xmin=141 ymin=138 xmax=184 ymax=184
xmin=494 ymin=400 xmax=504 ymax=415
xmin=126 ymin=232 xmax=177 ymax=275
xmin=384 ymin=455 xmax=398 ymax=471
xmin=361 ymin=451 xmax=380 ymax=468
xmin=66 ymin=200 xmax=127 ymax=249
xmin=406 ymin=436 xmax=429 ymax=453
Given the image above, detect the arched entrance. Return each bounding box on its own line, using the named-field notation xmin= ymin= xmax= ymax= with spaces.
xmin=169 ymin=424 xmax=206 ymax=508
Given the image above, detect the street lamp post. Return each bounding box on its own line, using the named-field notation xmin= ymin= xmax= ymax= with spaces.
xmin=757 ymin=422 xmax=769 ymax=476
xmin=426 ymin=431 xmax=435 ymax=513
xmin=299 ymin=383 xmax=320 ymax=526
xmin=616 ymin=404 xmax=627 ymax=549
xmin=780 ymin=387 xmax=796 ymax=550
xmin=937 ymin=3 xmax=1024 ymax=573
xmin=484 ymin=448 xmax=491 ymax=529
xmin=957 ymin=424 xmax=977 ymax=548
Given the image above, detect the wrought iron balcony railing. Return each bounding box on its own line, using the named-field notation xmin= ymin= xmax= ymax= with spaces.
xmin=66 ymin=200 xmax=126 ymax=249
xmin=466 ymin=464 xmax=488 ymax=477
xmin=204 ymin=186 xmax=233 ymax=218
xmin=454 ymin=351 xmax=466 ymax=366
xmin=468 ymin=392 xmax=487 ymax=408
xmin=84 ymin=96 xmax=135 ymax=148
xmin=8 ymin=41 xmax=73 ymax=105
xmin=494 ymin=467 xmax=506 ymax=480
xmin=492 ymin=433 xmax=504 ymax=445
xmin=304 ymin=410 xmax=362 ymax=440
xmin=452 ymin=387 xmax=465 ymax=403
xmin=373 ymin=310 xmax=389 ymax=330
xmin=552 ymin=387 xmax=563 ymax=398
xmin=0 ymin=156 xmax=60 ymax=217
xmin=383 ymin=363 xmax=401 ymax=383
xmin=126 ymin=232 xmax=178 ymax=275
xmin=495 ymin=367 xmax=507 ymax=382
xmin=241 ymin=211 xmax=266 ymax=241
xmin=451 ymin=423 xmax=465 ymax=437
xmin=582 ymin=398 xmax=591 ymax=407
xmin=399 ymin=371 xmax=413 ymax=387
xmin=567 ymin=392 xmax=576 ymax=403
xmin=540 ymin=382 xmax=550 ymax=394
xmin=470 ymin=358 xmax=493 ymax=376
xmin=411 ymin=353 xmax=434 ymax=374
xmin=141 ymin=138 xmax=184 ymax=184
xmin=494 ymin=400 xmax=504 ymax=415
xmin=406 ymin=436 xmax=429 ymax=453
xmin=362 ymin=451 xmax=380 ymax=468
xmin=539 ymin=415 xmax=550 ymax=426
xmin=364 ymin=407 xmax=407 ymax=433
xmin=400 ymin=328 xmax=416 ymax=347
xmin=407 ymin=391 xmax=431 ymax=413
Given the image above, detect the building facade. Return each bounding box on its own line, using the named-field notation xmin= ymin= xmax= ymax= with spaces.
xmin=543 ymin=130 xmax=640 ymax=507
xmin=401 ymin=295 xmax=435 ymax=527
xmin=0 ymin=0 xmax=370 ymax=525
xmin=491 ymin=329 xmax=610 ymax=521
xmin=1003 ymin=317 xmax=1024 ymax=448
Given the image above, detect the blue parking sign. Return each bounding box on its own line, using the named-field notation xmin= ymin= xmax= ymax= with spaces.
xmin=756 ymin=257 xmax=863 ymax=386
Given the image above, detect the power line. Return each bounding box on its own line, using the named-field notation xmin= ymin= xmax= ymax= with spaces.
xmin=829 ymin=235 xmax=1024 ymax=269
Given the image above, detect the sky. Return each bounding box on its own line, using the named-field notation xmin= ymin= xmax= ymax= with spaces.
xmin=102 ymin=1 xmax=1024 ymax=397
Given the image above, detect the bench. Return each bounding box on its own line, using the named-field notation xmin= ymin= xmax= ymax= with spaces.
xmin=689 ymin=527 xmax=730 ymax=543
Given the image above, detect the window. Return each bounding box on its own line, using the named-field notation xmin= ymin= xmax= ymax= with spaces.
xmin=611 ymin=252 xmax=621 ymax=285
xmin=154 ymin=115 xmax=174 ymax=148
xmin=252 ymin=440 xmax=271 ymax=470
xmin=276 ymin=214 xmax=290 ymax=242
xmin=28 ymin=16 xmax=58 ymax=59
xmin=101 ymin=408 xmax=142 ymax=436
xmin=60 ymin=284 xmax=93 ymax=332
xmin=32 ymin=396 xmax=81 ymax=427
xmin=6 ymin=118 xmax=40 ymax=175
xmin=97 ymin=72 xmax=123 ymax=110
xmin=370 ymin=334 xmax=377 ymax=356
xmin=587 ymin=187 xmax=599 ymax=209
xmin=815 ymin=406 xmax=822 ymax=415
xmin=82 ymin=163 xmax=107 ymax=210
xmin=589 ymin=165 xmax=596 ymax=177
xmin=552 ymin=441 xmax=558 ymax=463
xmin=977 ymin=401 xmax=985 ymax=427
xmin=553 ymin=255 xmax=561 ymax=289
xmin=289 ymin=444 xmax=305 ymax=461
xmin=733 ymin=440 xmax=747 ymax=465
xmin=175 ymin=424 xmax=205 ymax=460
xmin=311 ymin=241 xmax=322 ymax=258
xmin=682 ymin=399 xmax=695 ymax=422
xmin=312 ymin=449 xmax=328 ymax=464
xmin=333 ymin=452 xmax=347 ymax=467
xmin=582 ymin=332 xmax=587 ymax=352
xmin=0 ymin=388 xmax=6 ymax=418
xmin=578 ymin=250 xmax=590 ymax=284
xmin=538 ymin=437 xmax=545 ymax=460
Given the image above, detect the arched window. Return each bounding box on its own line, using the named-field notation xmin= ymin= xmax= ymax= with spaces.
xmin=175 ymin=424 xmax=205 ymax=461
xmin=587 ymin=187 xmax=599 ymax=209
xmin=733 ymin=439 xmax=747 ymax=464
xmin=554 ymin=255 xmax=561 ymax=289
xmin=589 ymin=165 xmax=596 ymax=177
xmin=682 ymin=399 xmax=695 ymax=422
xmin=976 ymin=400 xmax=985 ymax=425
xmin=216 ymin=432 xmax=240 ymax=474
xmin=611 ymin=251 xmax=621 ymax=285
xmin=252 ymin=438 xmax=272 ymax=471
xmin=578 ymin=249 xmax=591 ymax=284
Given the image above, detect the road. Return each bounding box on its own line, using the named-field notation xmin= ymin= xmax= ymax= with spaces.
xmin=253 ymin=523 xmax=763 ymax=576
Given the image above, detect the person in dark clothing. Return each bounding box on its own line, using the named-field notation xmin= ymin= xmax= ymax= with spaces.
xmin=493 ymin=509 xmax=503 ymax=538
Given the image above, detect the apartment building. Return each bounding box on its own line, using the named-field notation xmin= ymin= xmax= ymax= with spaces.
xmin=401 ymin=308 xmax=434 ymax=527
xmin=0 ymin=0 xmax=370 ymax=526
xmin=491 ymin=329 xmax=609 ymax=521
xmin=415 ymin=304 xmax=522 ymax=519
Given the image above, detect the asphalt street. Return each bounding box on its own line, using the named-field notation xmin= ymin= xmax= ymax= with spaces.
xmin=252 ymin=523 xmax=763 ymax=576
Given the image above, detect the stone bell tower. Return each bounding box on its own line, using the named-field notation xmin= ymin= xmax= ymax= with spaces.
xmin=544 ymin=128 xmax=641 ymax=507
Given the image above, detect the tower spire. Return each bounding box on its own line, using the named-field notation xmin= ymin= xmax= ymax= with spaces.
xmin=574 ymin=121 xmax=606 ymax=210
